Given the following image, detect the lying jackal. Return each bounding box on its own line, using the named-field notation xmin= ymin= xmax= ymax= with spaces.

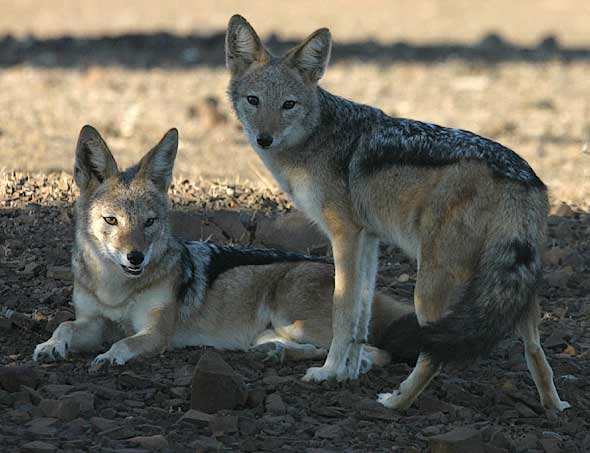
xmin=33 ymin=126 xmax=416 ymax=370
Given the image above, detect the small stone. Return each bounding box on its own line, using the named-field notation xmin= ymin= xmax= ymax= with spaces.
xmin=99 ymin=425 xmax=137 ymax=440
xmin=315 ymin=424 xmax=342 ymax=439
xmin=428 ymin=427 xmax=486 ymax=453
xmin=246 ymin=387 xmax=266 ymax=408
xmin=20 ymin=441 xmax=57 ymax=453
xmin=26 ymin=422 xmax=57 ymax=437
xmin=8 ymin=312 xmax=36 ymax=330
xmin=26 ymin=417 xmax=58 ymax=431
xmin=544 ymin=331 xmax=568 ymax=348
xmin=61 ymin=390 xmax=95 ymax=412
xmin=265 ymin=393 xmax=287 ymax=415
xmin=21 ymin=262 xmax=43 ymax=276
xmin=119 ymin=371 xmax=155 ymax=389
xmin=515 ymin=402 xmax=538 ymax=418
xmin=90 ymin=416 xmax=118 ymax=432
xmin=63 ymin=417 xmax=88 ymax=436
xmin=539 ymin=438 xmax=561 ymax=453
xmin=415 ymin=395 xmax=453 ymax=413
xmin=40 ymin=384 xmax=74 ymax=398
xmin=545 ymin=270 xmax=572 ymax=288
xmin=56 ymin=398 xmax=80 ymax=421
xmin=544 ymin=247 xmax=569 ymax=266
xmin=46 ymin=265 xmax=72 ymax=281
xmin=0 ymin=389 xmax=15 ymax=406
xmin=240 ymin=438 xmax=259 ymax=452
xmin=177 ymin=409 xmax=213 ymax=427
xmin=238 ymin=416 xmax=258 ymax=436
xmin=190 ymin=351 xmax=248 ymax=413
xmin=38 ymin=399 xmax=59 ymax=417
xmin=489 ymin=430 xmax=514 ymax=451
xmin=190 ymin=436 xmax=223 ymax=450
xmin=22 ymin=385 xmax=43 ymax=405
xmin=0 ymin=366 xmax=36 ymax=392
xmin=128 ymin=435 xmax=169 ymax=451
xmin=209 ymin=414 xmax=239 ymax=434
xmin=513 ymin=432 xmax=539 ymax=450
xmin=0 ymin=316 xmax=11 ymax=330
xmin=397 ymin=273 xmax=410 ymax=282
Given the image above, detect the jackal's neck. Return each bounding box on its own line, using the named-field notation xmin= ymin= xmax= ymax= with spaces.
xmin=317 ymin=87 xmax=386 ymax=129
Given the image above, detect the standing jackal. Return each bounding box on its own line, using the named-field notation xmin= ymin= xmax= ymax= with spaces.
xmin=225 ymin=15 xmax=570 ymax=411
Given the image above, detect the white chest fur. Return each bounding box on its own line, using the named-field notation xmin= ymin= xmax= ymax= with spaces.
xmin=74 ymin=283 xmax=171 ymax=333
xmin=287 ymin=172 xmax=327 ymax=233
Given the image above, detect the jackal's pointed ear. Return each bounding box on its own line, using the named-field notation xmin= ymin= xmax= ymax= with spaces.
xmin=284 ymin=28 xmax=332 ymax=83
xmin=138 ymin=128 xmax=178 ymax=192
xmin=225 ymin=15 xmax=270 ymax=76
xmin=74 ymin=125 xmax=119 ymax=192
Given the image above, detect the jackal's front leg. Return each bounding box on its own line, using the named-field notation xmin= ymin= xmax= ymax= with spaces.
xmin=347 ymin=234 xmax=380 ymax=377
xmin=303 ymin=228 xmax=366 ymax=382
xmin=92 ymin=305 xmax=175 ymax=367
xmin=33 ymin=318 xmax=106 ymax=362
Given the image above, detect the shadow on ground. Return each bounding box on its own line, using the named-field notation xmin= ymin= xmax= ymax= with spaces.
xmin=2 ymin=31 xmax=590 ymax=68
xmin=1 ymin=175 xmax=589 ymax=451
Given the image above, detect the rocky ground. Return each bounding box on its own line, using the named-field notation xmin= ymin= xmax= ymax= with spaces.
xmin=1 ymin=173 xmax=589 ymax=452
xmin=1 ymin=2 xmax=590 ymax=451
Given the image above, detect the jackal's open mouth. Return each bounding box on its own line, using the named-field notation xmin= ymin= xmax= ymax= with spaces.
xmin=121 ymin=265 xmax=143 ymax=276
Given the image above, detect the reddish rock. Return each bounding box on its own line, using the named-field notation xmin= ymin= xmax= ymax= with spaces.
xmin=428 ymin=427 xmax=486 ymax=453
xmin=190 ymin=351 xmax=248 ymax=413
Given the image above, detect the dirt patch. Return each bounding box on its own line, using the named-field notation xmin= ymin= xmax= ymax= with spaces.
xmin=1 ymin=173 xmax=589 ymax=452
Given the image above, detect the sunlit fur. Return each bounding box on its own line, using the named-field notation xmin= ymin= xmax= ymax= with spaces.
xmin=226 ymin=14 xmax=570 ymax=412
xmin=33 ymin=125 xmax=418 ymax=370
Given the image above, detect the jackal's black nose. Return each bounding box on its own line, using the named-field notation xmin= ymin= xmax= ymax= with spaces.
xmin=127 ymin=251 xmax=144 ymax=266
xmin=256 ymin=133 xmax=273 ymax=148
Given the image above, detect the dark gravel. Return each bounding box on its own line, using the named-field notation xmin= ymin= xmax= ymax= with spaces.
xmin=1 ymin=172 xmax=589 ymax=452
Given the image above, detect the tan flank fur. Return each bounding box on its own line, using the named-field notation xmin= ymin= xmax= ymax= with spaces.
xmin=33 ymin=126 xmax=415 ymax=370
xmin=225 ymin=15 xmax=570 ymax=412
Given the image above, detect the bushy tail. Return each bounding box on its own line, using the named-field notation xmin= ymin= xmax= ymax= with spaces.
xmin=378 ymin=238 xmax=541 ymax=365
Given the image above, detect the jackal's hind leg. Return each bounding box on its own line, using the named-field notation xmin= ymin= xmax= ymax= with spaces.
xmin=378 ymin=262 xmax=453 ymax=410
xmin=253 ymin=329 xmax=327 ymax=362
xmin=519 ymin=304 xmax=571 ymax=411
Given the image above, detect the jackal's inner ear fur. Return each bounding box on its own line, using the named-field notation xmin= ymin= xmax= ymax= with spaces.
xmin=284 ymin=28 xmax=332 ymax=83
xmin=74 ymin=125 xmax=119 ymax=191
xmin=138 ymin=128 xmax=178 ymax=193
xmin=225 ymin=15 xmax=270 ymax=76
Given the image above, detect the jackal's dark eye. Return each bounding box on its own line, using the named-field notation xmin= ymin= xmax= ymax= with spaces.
xmin=103 ymin=216 xmax=118 ymax=226
xmin=247 ymin=96 xmax=259 ymax=106
xmin=145 ymin=218 xmax=156 ymax=227
xmin=282 ymin=100 xmax=296 ymax=110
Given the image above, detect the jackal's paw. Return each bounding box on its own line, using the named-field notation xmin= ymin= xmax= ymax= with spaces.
xmin=377 ymin=390 xmax=412 ymax=411
xmin=33 ymin=339 xmax=68 ymax=362
xmin=302 ymin=365 xmax=347 ymax=383
xmin=252 ymin=341 xmax=286 ymax=363
xmin=92 ymin=351 xmax=127 ymax=367
xmin=552 ymin=400 xmax=572 ymax=412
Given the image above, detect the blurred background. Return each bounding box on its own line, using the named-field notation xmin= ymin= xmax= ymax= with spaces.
xmin=0 ymin=0 xmax=589 ymax=206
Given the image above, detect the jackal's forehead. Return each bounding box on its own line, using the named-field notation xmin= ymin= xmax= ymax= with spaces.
xmin=88 ymin=178 xmax=167 ymax=219
xmin=231 ymin=63 xmax=307 ymax=101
